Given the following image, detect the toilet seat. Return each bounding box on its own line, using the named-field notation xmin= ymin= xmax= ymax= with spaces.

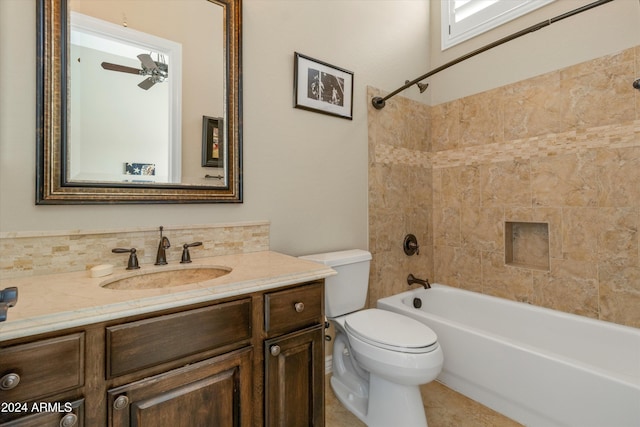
xmin=345 ymin=309 xmax=438 ymax=354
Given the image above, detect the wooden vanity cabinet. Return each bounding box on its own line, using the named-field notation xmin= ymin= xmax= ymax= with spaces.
xmin=0 ymin=280 xmax=325 ymax=427
xmin=264 ymin=282 xmax=325 ymax=427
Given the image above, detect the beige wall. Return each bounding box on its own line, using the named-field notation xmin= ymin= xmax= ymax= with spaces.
xmin=0 ymin=0 xmax=430 ymax=256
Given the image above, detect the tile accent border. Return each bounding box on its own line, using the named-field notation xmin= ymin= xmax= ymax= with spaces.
xmin=432 ymin=120 xmax=640 ymax=169
xmin=374 ymin=120 xmax=640 ymax=170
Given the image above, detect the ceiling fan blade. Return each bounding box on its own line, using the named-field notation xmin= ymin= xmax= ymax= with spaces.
xmin=138 ymin=77 xmax=156 ymax=90
xmin=137 ymin=54 xmax=158 ymax=71
xmin=101 ymin=62 xmax=142 ymax=75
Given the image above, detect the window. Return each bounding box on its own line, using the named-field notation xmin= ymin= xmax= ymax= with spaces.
xmin=442 ymin=0 xmax=555 ymax=50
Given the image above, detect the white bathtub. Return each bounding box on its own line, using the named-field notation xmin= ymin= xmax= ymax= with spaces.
xmin=377 ymin=283 xmax=640 ymax=427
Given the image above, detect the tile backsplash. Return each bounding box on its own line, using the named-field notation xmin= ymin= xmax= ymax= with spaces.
xmin=0 ymin=221 xmax=270 ymax=279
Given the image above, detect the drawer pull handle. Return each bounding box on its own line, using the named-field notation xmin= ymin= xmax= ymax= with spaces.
xmin=0 ymin=373 xmax=20 ymax=390
xmin=59 ymin=413 xmax=78 ymax=427
xmin=294 ymin=302 xmax=305 ymax=313
xmin=113 ymin=395 xmax=129 ymax=411
xmin=270 ymin=345 xmax=281 ymax=356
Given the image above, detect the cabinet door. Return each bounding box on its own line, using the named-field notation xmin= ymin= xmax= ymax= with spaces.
xmin=108 ymin=347 xmax=252 ymax=427
xmin=264 ymin=325 xmax=324 ymax=427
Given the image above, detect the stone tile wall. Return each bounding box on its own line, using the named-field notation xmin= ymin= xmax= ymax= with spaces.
xmin=0 ymin=221 xmax=270 ymax=279
xmin=369 ymin=46 xmax=640 ymax=328
xmin=367 ymin=87 xmax=433 ymax=306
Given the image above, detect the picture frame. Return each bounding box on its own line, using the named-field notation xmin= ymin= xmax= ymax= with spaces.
xmin=293 ymin=52 xmax=353 ymax=120
xmin=202 ymin=116 xmax=224 ymax=167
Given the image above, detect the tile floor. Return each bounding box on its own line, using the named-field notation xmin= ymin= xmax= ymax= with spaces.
xmin=325 ymin=375 xmax=523 ymax=427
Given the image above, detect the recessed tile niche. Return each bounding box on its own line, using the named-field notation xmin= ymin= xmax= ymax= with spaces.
xmin=505 ymin=222 xmax=550 ymax=271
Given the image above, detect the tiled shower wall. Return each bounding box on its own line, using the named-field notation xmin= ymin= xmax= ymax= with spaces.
xmin=368 ymin=46 xmax=640 ymax=329
xmin=367 ymin=87 xmax=433 ymax=305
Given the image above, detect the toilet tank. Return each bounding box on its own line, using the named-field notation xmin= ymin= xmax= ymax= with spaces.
xmin=299 ymin=249 xmax=372 ymax=318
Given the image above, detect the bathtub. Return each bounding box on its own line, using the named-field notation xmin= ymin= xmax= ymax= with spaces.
xmin=377 ymin=283 xmax=640 ymax=427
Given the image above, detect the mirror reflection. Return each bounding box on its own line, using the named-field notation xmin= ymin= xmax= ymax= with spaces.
xmin=69 ymin=0 xmax=223 ymax=186
xmin=36 ymin=0 xmax=242 ymax=203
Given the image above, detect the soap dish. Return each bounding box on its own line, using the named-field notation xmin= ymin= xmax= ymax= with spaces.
xmin=90 ymin=264 xmax=114 ymax=278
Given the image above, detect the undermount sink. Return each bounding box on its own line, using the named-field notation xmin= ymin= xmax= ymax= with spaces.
xmin=101 ymin=266 xmax=232 ymax=290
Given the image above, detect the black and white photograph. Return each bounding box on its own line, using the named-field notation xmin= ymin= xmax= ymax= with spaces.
xmin=294 ymin=52 xmax=353 ymax=120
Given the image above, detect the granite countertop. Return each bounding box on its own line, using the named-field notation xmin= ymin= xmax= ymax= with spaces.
xmin=0 ymin=251 xmax=335 ymax=342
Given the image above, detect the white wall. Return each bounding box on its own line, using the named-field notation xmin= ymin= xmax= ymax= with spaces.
xmin=0 ymin=0 xmax=430 ymax=256
xmin=70 ymin=46 xmax=171 ymax=182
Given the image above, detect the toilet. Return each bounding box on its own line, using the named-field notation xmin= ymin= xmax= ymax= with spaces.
xmin=299 ymin=249 xmax=443 ymax=427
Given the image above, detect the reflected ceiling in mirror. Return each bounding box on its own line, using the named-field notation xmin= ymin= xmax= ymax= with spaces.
xmin=36 ymin=0 xmax=242 ymax=203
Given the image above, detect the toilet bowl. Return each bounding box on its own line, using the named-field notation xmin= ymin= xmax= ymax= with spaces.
xmin=330 ymin=309 xmax=443 ymax=427
xmin=299 ymin=250 xmax=443 ymax=427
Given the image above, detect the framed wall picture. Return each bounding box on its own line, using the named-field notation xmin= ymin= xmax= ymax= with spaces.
xmin=202 ymin=116 xmax=224 ymax=167
xmin=293 ymin=52 xmax=353 ymax=120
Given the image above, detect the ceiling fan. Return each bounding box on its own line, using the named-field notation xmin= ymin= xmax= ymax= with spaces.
xmin=101 ymin=53 xmax=168 ymax=90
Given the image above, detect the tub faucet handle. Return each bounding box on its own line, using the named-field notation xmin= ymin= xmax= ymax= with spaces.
xmin=403 ymin=234 xmax=420 ymax=256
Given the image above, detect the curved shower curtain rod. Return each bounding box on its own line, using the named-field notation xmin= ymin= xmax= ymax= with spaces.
xmin=372 ymin=0 xmax=615 ymax=110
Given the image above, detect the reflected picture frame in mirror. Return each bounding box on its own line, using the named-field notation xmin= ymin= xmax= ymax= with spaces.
xmin=36 ymin=0 xmax=242 ymax=203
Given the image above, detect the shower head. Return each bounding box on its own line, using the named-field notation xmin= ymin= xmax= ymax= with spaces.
xmin=405 ymin=80 xmax=429 ymax=94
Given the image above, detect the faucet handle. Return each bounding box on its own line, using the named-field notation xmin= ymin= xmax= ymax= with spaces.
xmin=0 ymin=287 xmax=18 ymax=306
xmin=0 ymin=287 xmax=18 ymax=322
xmin=403 ymin=234 xmax=420 ymax=256
xmin=180 ymin=242 xmax=203 ymax=264
xmin=112 ymin=248 xmax=140 ymax=270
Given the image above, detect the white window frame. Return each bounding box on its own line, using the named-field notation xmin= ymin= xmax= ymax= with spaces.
xmin=442 ymin=0 xmax=555 ymax=50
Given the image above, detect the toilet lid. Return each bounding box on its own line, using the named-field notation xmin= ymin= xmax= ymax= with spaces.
xmin=345 ymin=309 xmax=438 ymax=353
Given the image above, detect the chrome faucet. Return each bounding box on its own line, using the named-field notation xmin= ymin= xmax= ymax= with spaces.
xmin=407 ymin=273 xmax=430 ymax=289
xmin=155 ymin=226 xmax=171 ymax=265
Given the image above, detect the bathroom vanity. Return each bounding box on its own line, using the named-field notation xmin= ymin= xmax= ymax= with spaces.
xmin=0 ymin=251 xmax=332 ymax=426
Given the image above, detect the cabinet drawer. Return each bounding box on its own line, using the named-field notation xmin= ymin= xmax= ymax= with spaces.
xmin=106 ymin=298 xmax=252 ymax=377
xmin=0 ymin=398 xmax=84 ymax=427
xmin=0 ymin=333 xmax=84 ymax=402
xmin=265 ymin=282 xmax=323 ymax=336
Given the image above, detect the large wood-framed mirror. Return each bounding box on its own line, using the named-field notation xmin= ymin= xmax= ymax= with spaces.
xmin=36 ymin=0 xmax=242 ymax=204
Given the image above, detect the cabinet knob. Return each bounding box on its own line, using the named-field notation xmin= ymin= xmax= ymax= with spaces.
xmin=0 ymin=373 xmax=20 ymax=390
xmin=59 ymin=413 xmax=78 ymax=427
xmin=294 ymin=302 xmax=305 ymax=313
xmin=113 ymin=395 xmax=129 ymax=411
xmin=270 ymin=345 xmax=281 ymax=356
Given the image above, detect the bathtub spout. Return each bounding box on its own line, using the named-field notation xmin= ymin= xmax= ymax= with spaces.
xmin=407 ymin=274 xmax=430 ymax=289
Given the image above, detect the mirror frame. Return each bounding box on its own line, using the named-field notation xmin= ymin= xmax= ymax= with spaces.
xmin=36 ymin=0 xmax=242 ymax=204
